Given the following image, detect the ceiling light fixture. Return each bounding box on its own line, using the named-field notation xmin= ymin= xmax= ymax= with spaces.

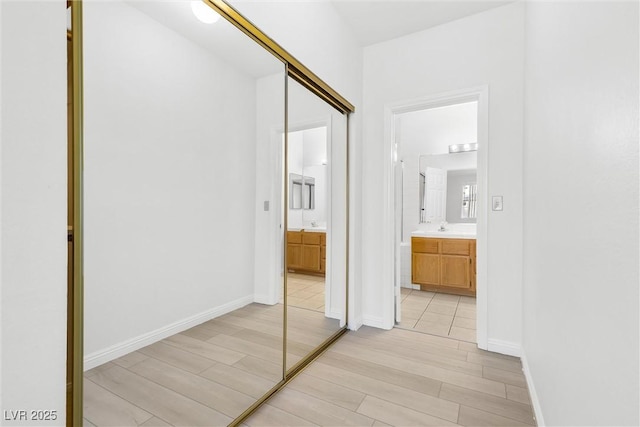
xmin=191 ymin=1 xmax=220 ymax=24
xmin=449 ymin=143 xmax=478 ymax=153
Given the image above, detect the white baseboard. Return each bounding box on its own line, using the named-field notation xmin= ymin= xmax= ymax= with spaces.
xmin=253 ymin=293 xmax=278 ymax=305
xmin=487 ymin=338 xmax=521 ymax=357
xmin=401 ymin=284 xmax=421 ymax=290
xmin=348 ymin=316 xmax=363 ymax=331
xmin=362 ymin=314 xmax=391 ymax=330
xmin=84 ymin=295 xmax=254 ymax=370
xmin=520 ymin=349 xmax=545 ymax=426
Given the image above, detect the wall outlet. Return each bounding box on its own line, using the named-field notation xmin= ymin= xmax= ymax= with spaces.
xmin=492 ymin=196 xmax=503 ymax=211
xmin=263 ymin=201 xmax=269 ymax=211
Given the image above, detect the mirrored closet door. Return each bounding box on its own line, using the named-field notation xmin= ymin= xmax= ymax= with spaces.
xmin=82 ymin=1 xmax=286 ymax=424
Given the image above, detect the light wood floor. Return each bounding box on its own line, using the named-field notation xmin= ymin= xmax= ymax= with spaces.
xmin=246 ymin=326 xmax=536 ymax=427
xmin=398 ymin=288 xmax=477 ymax=343
xmin=83 ymin=303 xmax=340 ymax=426
xmin=84 ymin=304 xmax=535 ymax=427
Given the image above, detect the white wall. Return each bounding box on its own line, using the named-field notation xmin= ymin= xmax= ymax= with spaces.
xmin=362 ymin=2 xmax=524 ymax=347
xmin=83 ymin=1 xmax=262 ymax=362
xmin=253 ymin=72 xmax=285 ymax=305
xmin=399 ymin=101 xmax=478 ymax=157
xmin=0 ymin=1 xmax=67 ymax=423
xmin=522 ymin=2 xmax=639 ymax=425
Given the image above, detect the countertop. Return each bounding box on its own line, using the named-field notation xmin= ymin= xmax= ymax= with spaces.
xmin=288 ymin=227 xmax=326 ymax=233
xmin=411 ymin=229 xmax=476 ymax=239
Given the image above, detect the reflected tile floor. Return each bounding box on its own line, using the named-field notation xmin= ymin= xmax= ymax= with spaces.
xmin=397 ymin=288 xmax=477 ymax=343
xmin=281 ymin=272 xmax=325 ymax=313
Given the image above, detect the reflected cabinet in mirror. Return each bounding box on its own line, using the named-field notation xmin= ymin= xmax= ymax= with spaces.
xmin=78 ymin=0 xmax=350 ymax=425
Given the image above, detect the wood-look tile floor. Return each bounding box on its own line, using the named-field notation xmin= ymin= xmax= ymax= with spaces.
xmin=83 ymin=303 xmax=338 ymax=426
xmin=84 ymin=304 xmax=536 ymax=427
xmin=246 ymin=326 xmax=536 ymax=427
xmin=398 ymin=288 xmax=477 ymax=343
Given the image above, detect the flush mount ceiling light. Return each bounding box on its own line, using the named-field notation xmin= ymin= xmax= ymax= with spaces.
xmin=449 ymin=143 xmax=478 ymax=153
xmin=191 ymin=1 xmax=220 ymax=24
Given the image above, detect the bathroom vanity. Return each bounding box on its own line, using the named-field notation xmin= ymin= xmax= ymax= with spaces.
xmin=287 ymin=229 xmax=326 ymax=275
xmin=411 ymin=234 xmax=476 ymax=296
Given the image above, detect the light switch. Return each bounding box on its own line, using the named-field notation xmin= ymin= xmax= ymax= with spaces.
xmin=263 ymin=201 xmax=269 ymax=211
xmin=492 ymin=196 xmax=503 ymax=211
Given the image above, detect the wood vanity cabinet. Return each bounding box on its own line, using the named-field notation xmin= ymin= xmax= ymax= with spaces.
xmin=287 ymin=230 xmax=326 ymax=275
xmin=411 ymin=237 xmax=476 ymax=296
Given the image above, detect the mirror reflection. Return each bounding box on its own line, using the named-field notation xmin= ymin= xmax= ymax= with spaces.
xmin=419 ymin=152 xmax=477 ymax=224
xmin=284 ymin=77 xmax=347 ymax=371
xmin=289 ymin=173 xmax=316 ymax=210
xmin=82 ymin=1 xmax=286 ymax=424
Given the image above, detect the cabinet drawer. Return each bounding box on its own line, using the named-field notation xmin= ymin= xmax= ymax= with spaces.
xmin=441 ymin=239 xmax=471 ymax=256
xmin=287 ymin=231 xmax=302 ymax=244
xmin=302 ymin=233 xmax=321 ymax=245
xmin=412 ymin=237 xmax=439 ymax=254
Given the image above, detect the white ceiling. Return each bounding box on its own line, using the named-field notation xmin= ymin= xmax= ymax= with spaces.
xmin=330 ymin=0 xmax=514 ymax=46
xmin=124 ymin=1 xmax=515 ymax=79
xmin=126 ymin=1 xmax=284 ymax=78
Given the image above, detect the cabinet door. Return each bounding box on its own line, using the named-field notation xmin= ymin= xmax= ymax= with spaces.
xmin=412 ymin=253 xmax=440 ymax=285
xmin=301 ymin=245 xmax=321 ymax=271
xmin=441 ymin=255 xmax=471 ymax=289
xmin=287 ymin=244 xmax=302 ymax=269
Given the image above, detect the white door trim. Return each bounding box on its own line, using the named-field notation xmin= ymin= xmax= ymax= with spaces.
xmin=382 ymin=85 xmax=489 ymax=350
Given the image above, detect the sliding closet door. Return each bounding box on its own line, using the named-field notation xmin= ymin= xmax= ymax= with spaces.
xmin=82 ymin=1 xmax=285 ymax=423
xmin=284 ymin=77 xmax=348 ymax=371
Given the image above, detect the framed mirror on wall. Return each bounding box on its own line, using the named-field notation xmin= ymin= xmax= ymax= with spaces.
xmin=68 ymin=0 xmax=354 ymax=425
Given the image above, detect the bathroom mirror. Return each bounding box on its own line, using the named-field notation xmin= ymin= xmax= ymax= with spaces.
xmin=419 ymin=152 xmax=477 ymax=224
xmin=81 ymin=1 xmax=287 ymax=424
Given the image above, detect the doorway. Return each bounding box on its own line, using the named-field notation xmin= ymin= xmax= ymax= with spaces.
xmin=384 ymin=86 xmax=489 ymax=348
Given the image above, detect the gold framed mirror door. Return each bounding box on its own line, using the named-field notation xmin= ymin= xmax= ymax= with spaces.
xmin=69 ymin=1 xmax=353 ymax=425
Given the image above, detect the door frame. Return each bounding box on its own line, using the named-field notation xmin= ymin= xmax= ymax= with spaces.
xmin=382 ymin=85 xmax=489 ymax=349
